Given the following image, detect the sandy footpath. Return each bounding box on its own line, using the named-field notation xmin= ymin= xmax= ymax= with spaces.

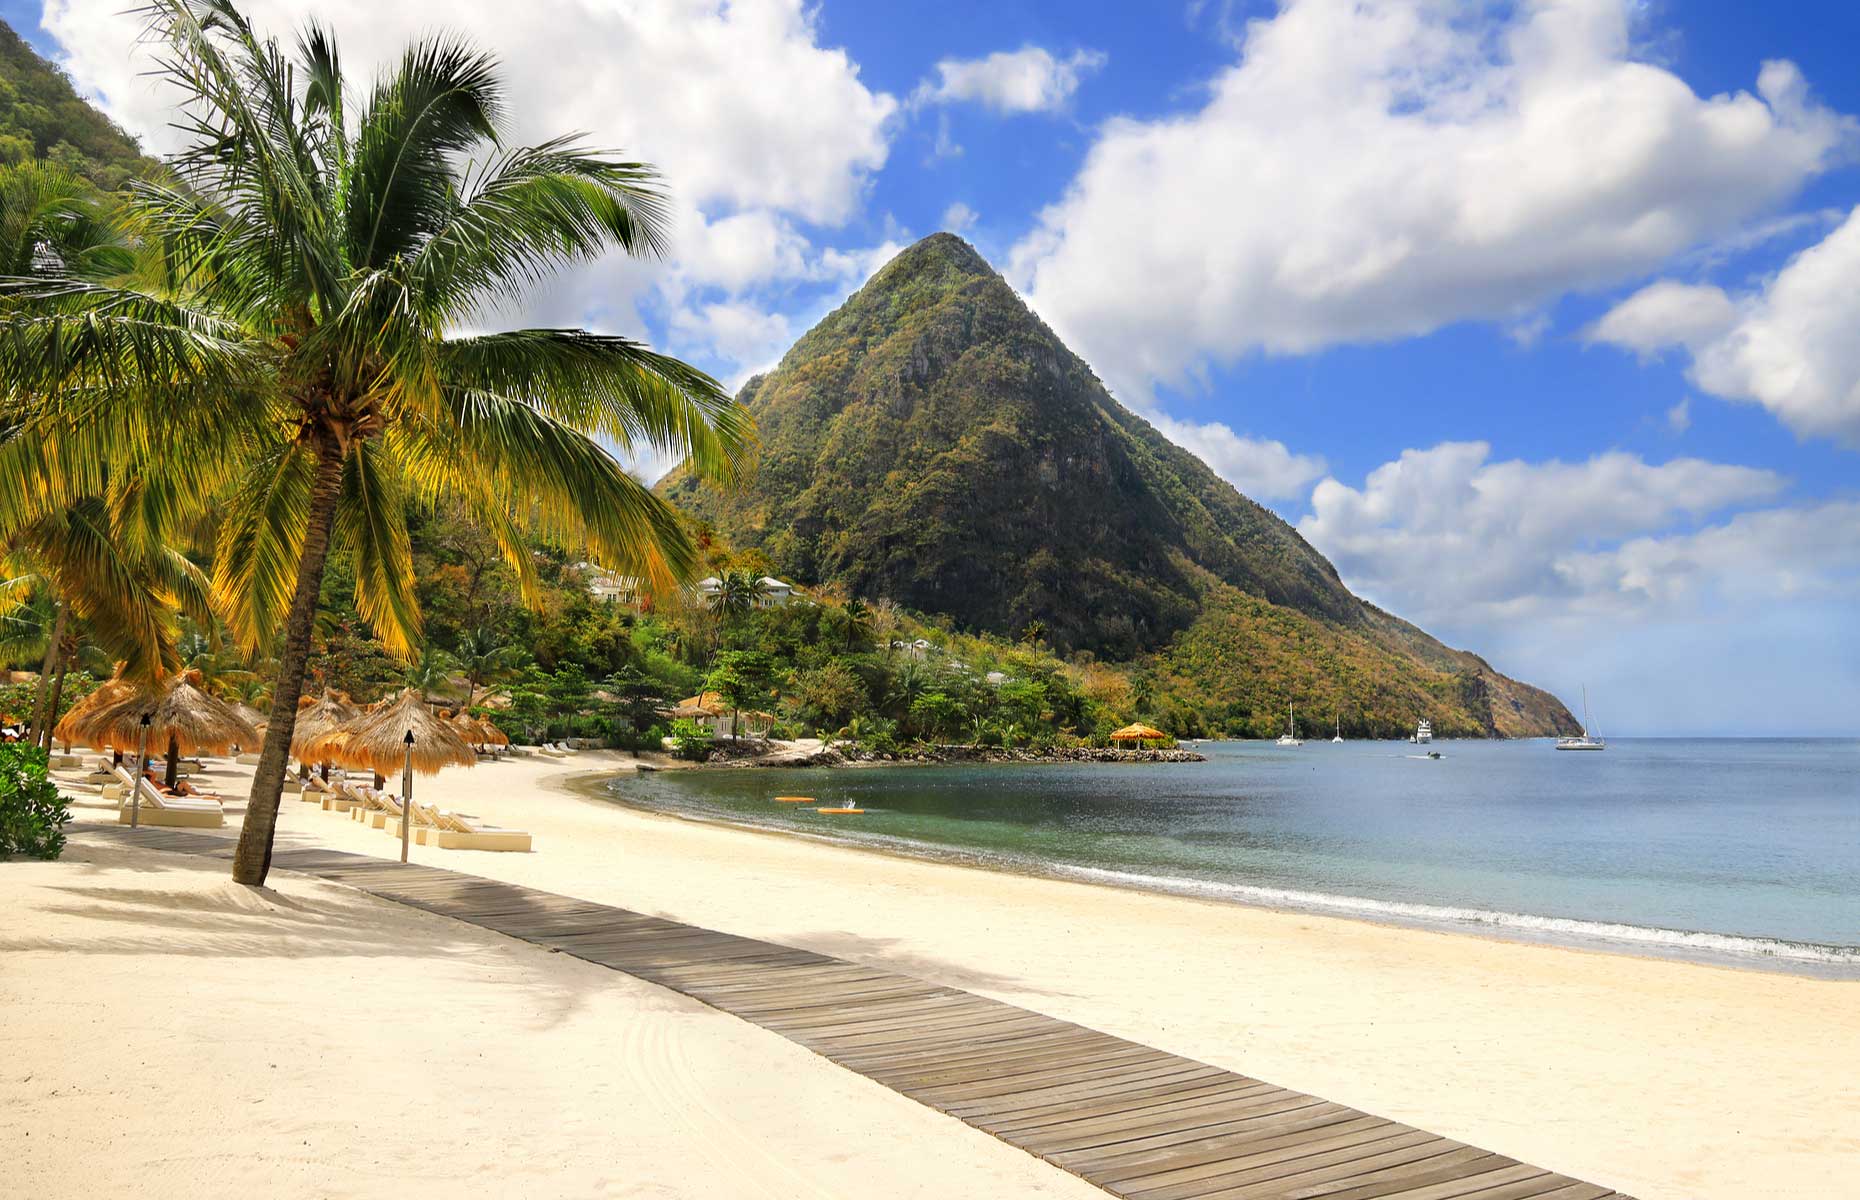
xmin=0 ymin=840 xmax=1103 ymax=1200
xmin=29 ymin=750 xmax=1860 ymax=1198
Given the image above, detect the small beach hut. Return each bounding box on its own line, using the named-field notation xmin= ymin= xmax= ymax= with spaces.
xmin=81 ymin=669 xmax=261 ymax=788
xmin=1109 ymin=722 xmax=1168 ymax=747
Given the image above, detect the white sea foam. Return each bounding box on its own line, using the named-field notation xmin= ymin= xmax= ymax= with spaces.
xmin=1052 ymin=865 xmax=1860 ymax=968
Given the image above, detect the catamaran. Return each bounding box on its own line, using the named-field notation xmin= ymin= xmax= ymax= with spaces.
xmin=1332 ymin=714 xmax=1343 ymax=744
xmin=1556 ymin=685 xmax=1606 ymax=751
xmin=1276 ymin=702 xmax=1303 ymax=747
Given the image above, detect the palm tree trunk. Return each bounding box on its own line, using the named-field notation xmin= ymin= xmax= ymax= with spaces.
xmin=232 ymin=431 xmax=346 ymax=886
xmin=164 ymin=733 xmax=180 ymax=791
xmin=39 ymin=654 xmax=70 ymax=753
xmin=29 ymin=601 xmax=66 ymax=747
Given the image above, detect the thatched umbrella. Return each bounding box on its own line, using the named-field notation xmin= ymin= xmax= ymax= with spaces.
xmin=291 ymin=691 xmax=358 ymax=779
xmin=449 ymin=709 xmax=510 ymax=749
xmin=1109 ymin=722 xmax=1168 ymax=745
xmin=231 ymin=702 xmax=268 ymax=737
xmin=53 ymin=667 xmax=138 ymax=755
xmin=83 ymin=669 xmax=261 ymax=789
xmin=320 ymin=689 xmax=474 ymax=786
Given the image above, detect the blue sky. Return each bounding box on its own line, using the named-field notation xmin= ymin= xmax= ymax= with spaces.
xmin=8 ymin=0 xmax=1859 ymax=734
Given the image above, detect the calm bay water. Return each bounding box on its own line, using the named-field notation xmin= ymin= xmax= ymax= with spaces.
xmin=605 ymin=738 xmax=1860 ymax=972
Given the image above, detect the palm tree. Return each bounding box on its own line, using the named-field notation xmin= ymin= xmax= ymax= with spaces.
xmin=455 ymin=627 xmax=523 ymax=707
xmin=841 ymin=597 xmax=872 ymax=650
xmin=2 ymin=500 xmax=215 ymax=748
xmin=707 ymin=569 xmax=763 ymax=625
xmin=0 ymin=2 xmax=751 ymax=884
xmin=1 ymin=161 xmax=210 ymax=746
xmin=405 ymin=644 xmax=459 ymax=696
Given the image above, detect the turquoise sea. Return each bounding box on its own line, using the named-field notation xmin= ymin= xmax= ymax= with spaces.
xmin=604 ymin=738 xmax=1860 ymax=974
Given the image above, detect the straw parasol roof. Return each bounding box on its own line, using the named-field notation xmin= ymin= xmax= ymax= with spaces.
xmin=231 ymin=702 xmax=268 ymax=732
xmin=81 ymin=669 xmax=261 ymax=757
xmin=1109 ymin=722 xmax=1167 ymax=743
xmin=290 ymin=691 xmax=358 ymax=762
xmin=318 ymin=688 xmax=475 ymax=777
xmin=450 ymin=710 xmax=510 ymax=747
xmin=53 ymin=667 xmax=138 ymax=748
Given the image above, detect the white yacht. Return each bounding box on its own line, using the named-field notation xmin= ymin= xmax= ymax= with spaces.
xmin=1275 ymin=702 xmax=1303 ymax=747
xmin=1412 ymin=719 xmax=1432 ymax=744
xmin=1555 ymin=685 xmax=1606 ymax=751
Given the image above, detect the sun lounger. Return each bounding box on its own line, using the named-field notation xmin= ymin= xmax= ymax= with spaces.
xmin=352 ymin=789 xmax=404 ymax=830
xmin=412 ymin=801 xmax=531 ymax=852
xmin=110 ymin=767 xmax=224 ymax=828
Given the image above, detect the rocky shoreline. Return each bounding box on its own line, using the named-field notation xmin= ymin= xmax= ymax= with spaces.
xmin=687 ymin=742 xmax=1206 ymax=769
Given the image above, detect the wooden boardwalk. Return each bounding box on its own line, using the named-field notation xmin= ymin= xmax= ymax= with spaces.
xmin=83 ymin=826 xmax=1632 ymax=1200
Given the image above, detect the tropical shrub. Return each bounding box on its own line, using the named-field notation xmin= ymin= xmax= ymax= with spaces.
xmin=667 ymin=718 xmax=714 ymax=762
xmin=0 ymin=743 xmax=69 ymax=859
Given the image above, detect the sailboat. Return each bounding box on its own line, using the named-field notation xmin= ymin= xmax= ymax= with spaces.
xmin=1331 ymin=714 xmax=1343 ymax=744
xmin=1275 ymin=702 xmax=1303 ymax=747
xmin=1555 ymin=685 xmax=1606 ymax=751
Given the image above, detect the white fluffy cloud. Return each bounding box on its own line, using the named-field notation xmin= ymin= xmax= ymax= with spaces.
xmin=1594 ymin=206 xmax=1860 ymax=446
xmin=1295 ymin=441 xmax=1860 ymax=732
xmin=43 ymin=0 xmax=894 ymax=224
xmin=914 ymin=46 xmax=1105 ymax=114
xmin=37 ymin=0 xmax=898 ymax=380
xmin=1297 ymin=442 xmax=1787 ymax=627
xmin=1012 ymin=0 xmax=1852 ymax=396
xmin=941 ymin=201 xmax=978 ymax=233
xmin=1587 ymin=281 xmax=1738 ymax=358
xmin=1146 ymin=413 xmax=1325 ymax=500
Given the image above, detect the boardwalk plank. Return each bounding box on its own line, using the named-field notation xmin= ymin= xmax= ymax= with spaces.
xmin=76 ymin=825 xmax=1633 ymax=1200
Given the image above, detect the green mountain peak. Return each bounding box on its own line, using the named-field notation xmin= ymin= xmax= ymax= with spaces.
xmin=662 ymin=234 xmax=1576 ymax=737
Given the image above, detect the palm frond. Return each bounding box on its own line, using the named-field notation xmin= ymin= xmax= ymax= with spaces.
xmin=334 ymin=437 xmax=421 ymax=657
xmin=411 ymin=138 xmax=670 ymax=321
xmin=437 ymin=329 xmax=753 ymax=484
xmin=347 ymin=34 xmax=501 ymax=269
xmin=211 ymin=439 xmax=315 ymax=653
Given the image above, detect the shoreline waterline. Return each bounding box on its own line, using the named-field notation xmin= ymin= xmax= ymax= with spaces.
xmin=574 ymin=767 xmax=1860 ymax=980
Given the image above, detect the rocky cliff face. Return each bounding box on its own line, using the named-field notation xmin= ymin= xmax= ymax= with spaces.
xmin=662 ymin=234 xmax=1577 ymax=737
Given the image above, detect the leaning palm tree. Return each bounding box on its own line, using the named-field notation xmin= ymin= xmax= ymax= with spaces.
xmin=0 ymin=0 xmax=751 ymax=884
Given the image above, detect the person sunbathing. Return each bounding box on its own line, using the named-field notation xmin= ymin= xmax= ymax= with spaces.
xmin=142 ymin=768 xmax=206 ymax=798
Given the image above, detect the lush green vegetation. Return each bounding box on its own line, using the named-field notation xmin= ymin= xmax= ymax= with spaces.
xmin=286 ymin=505 xmax=1162 ymax=755
xmin=0 ymin=2 xmax=750 ymax=884
xmin=0 ymin=21 xmax=160 ymax=190
xmin=0 ymin=743 xmax=69 ymax=859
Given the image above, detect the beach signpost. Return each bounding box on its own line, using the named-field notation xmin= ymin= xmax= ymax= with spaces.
xmin=132 ymin=711 xmax=151 ymax=830
xmin=401 ymin=729 xmax=414 ymax=864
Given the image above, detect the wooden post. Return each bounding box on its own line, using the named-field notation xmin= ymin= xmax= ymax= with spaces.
xmin=400 ymin=729 xmax=414 ymax=864
xmin=132 ymin=713 xmax=151 ymax=830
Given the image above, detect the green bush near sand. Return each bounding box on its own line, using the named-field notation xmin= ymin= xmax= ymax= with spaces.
xmin=0 ymin=744 xmax=69 ymax=860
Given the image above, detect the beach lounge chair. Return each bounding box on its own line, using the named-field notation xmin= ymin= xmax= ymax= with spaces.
xmin=324 ymin=780 xmax=371 ymax=813
xmin=535 ymin=743 xmax=566 ymax=758
xmin=383 ymin=797 xmax=443 ymax=840
xmin=110 ymin=767 xmax=224 ymax=828
xmin=413 ymin=801 xmax=532 ymax=852
xmin=353 ymin=789 xmax=404 ymax=830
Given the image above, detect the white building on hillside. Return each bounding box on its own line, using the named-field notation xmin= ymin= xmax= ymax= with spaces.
xmin=694 ymin=576 xmax=798 ymax=609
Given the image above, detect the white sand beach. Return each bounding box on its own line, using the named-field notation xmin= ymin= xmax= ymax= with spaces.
xmin=16 ymin=750 xmax=1860 ymax=1199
